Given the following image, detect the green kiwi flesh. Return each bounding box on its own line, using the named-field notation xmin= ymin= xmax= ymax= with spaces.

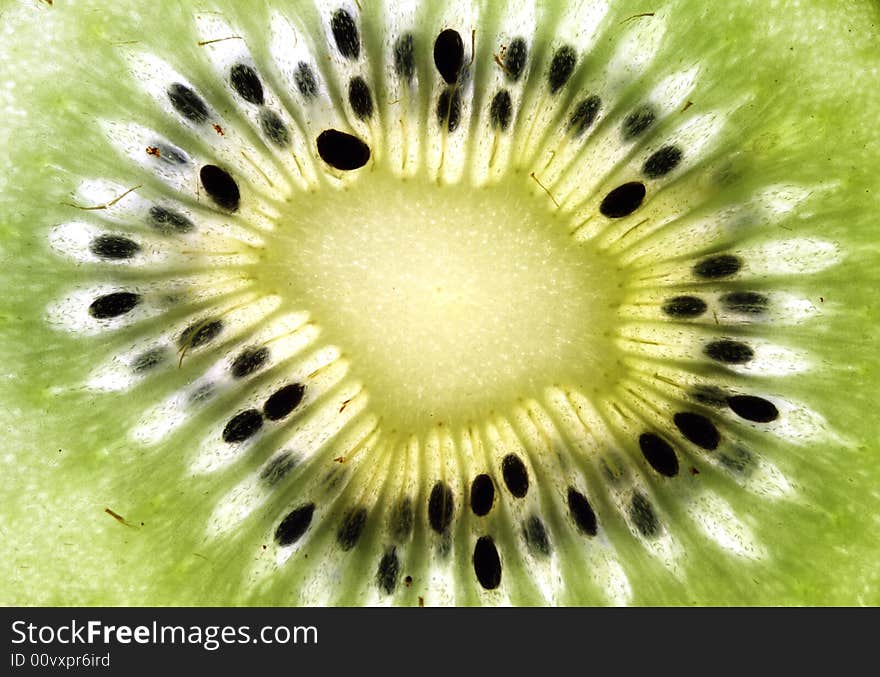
xmin=1 ymin=0 xmax=879 ymax=606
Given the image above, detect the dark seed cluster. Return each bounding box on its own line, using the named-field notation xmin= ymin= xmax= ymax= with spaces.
xmin=82 ymin=9 xmax=799 ymax=600
xmin=222 ymin=382 xmax=305 ymax=443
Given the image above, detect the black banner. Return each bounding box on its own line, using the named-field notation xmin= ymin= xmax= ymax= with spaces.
xmin=0 ymin=607 xmax=872 ymax=673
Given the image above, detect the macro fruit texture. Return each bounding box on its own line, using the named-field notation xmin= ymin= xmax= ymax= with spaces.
xmin=0 ymin=0 xmax=878 ymax=606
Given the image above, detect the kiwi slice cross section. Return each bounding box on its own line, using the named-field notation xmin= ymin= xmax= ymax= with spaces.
xmin=1 ymin=0 xmax=878 ymax=606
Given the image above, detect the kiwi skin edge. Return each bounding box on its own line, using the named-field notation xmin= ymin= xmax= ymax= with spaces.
xmin=0 ymin=0 xmax=878 ymax=606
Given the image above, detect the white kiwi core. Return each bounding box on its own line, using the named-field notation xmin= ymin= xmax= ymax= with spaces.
xmin=264 ymin=171 xmax=624 ymax=430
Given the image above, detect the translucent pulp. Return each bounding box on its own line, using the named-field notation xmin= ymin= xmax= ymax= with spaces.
xmin=266 ymin=172 xmax=623 ymax=429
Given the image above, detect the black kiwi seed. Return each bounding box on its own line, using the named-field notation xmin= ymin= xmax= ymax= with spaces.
xmin=133 ymin=346 xmax=166 ymax=373
xmin=490 ymin=89 xmax=513 ymax=131
xmin=393 ymin=33 xmax=416 ymax=81
xmin=547 ymin=45 xmax=576 ymax=94
xmin=316 ymin=129 xmax=371 ymax=170
xmin=721 ymin=291 xmax=769 ymax=314
xmin=503 ymin=37 xmax=528 ymax=82
xmin=428 ymin=481 xmax=454 ymax=534
xmin=469 ymin=474 xmax=495 ymax=516
xmin=229 ymin=63 xmax=264 ymax=105
xmin=391 ymin=497 xmax=414 ymax=542
xmin=376 ymin=547 xmax=401 ymax=594
xmin=259 ymin=109 xmax=290 ymax=147
xmin=260 ymin=452 xmax=297 ymax=485
xmin=230 ymin=346 xmax=269 ymax=379
xmin=569 ymin=95 xmax=601 ymax=137
xmin=705 ymin=339 xmax=754 ymax=364
xmin=433 ymin=28 xmax=464 ymax=84
xmin=263 ymin=383 xmax=306 ymax=421
xmin=566 ymin=487 xmax=598 ymax=537
xmin=90 ymin=234 xmax=140 ymax=260
xmin=622 ymin=104 xmax=656 ymax=140
xmin=501 ymin=454 xmax=529 ymax=498
xmin=179 ymin=319 xmax=223 ymax=349
xmin=662 ymin=295 xmax=707 ymax=318
xmin=436 ymin=87 xmax=462 ymax=132
xmin=199 ymin=165 xmax=240 ymax=211
xmin=148 ymin=205 xmax=194 ymax=234
xmin=522 ymin=515 xmax=551 ymax=556
xmin=473 ymin=536 xmax=502 ymax=590
xmin=275 ymin=503 xmax=315 ymax=546
xmin=166 ymin=83 xmax=209 ymax=123
xmin=629 ymin=493 xmax=659 ymax=538
xmin=638 ymin=432 xmax=679 ymax=477
xmin=727 ymin=395 xmax=779 ymax=422
xmin=673 ymin=412 xmax=721 ymax=450
xmin=336 ymin=507 xmax=368 ymax=551
xmin=347 ymin=76 xmax=374 ymax=120
xmin=331 ymin=9 xmax=360 ymax=60
xmin=222 ymin=409 xmax=263 ymax=443
xmin=599 ymin=181 xmax=646 ymax=218
xmin=294 ymin=62 xmax=319 ymax=99
xmin=89 ymin=292 xmax=140 ymax=319
xmin=643 ymin=145 xmax=683 ymax=178
xmin=694 ymin=254 xmax=742 ymax=279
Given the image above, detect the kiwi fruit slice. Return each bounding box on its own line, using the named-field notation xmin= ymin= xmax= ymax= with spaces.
xmin=1 ymin=0 xmax=878 ymax=606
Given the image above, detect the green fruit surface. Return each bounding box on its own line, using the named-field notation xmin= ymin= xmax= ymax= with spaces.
xmin=0 ymin=0 xmax=878 ymax=605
